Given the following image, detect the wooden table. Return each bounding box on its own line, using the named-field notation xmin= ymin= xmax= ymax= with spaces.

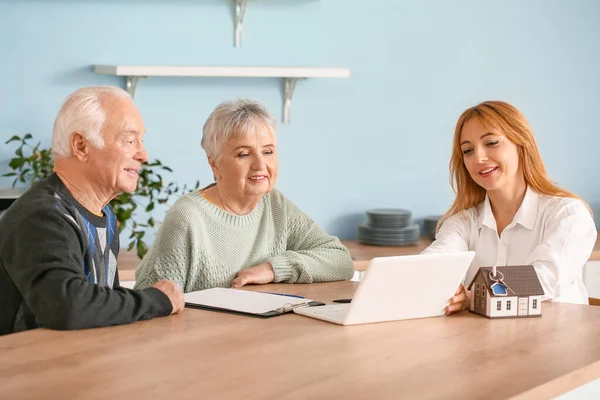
xmin=117 ymin=236 xmax=600 ymax=281
xmin=343 ymin=237 xmax=600 ymax=271
xmin=342 ymin=238 xmax=433 ymax=271
xmin=1 ymin=281 xmax=600 ymax=399
xmin=115 ymin=239 xmax=435 ymax=281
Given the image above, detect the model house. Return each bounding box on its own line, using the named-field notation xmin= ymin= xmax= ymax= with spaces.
xmin=468 ymin=265 xmax=544 ymax=318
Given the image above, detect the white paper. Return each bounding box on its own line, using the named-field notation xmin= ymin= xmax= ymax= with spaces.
xmin=184 ymin=288 xmax=312 ymax=314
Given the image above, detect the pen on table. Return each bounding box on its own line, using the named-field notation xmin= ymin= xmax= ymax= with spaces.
xmin=332 ymin=298 xmax=352 ymax=303
xmin=258 ymin=291 xmax=304 ymax=299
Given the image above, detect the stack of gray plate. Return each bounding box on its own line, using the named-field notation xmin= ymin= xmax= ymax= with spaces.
xmin=358 ymin=209 xmax=420 ymax=246
xmin=423 ymin=215 xmax=441 ymax=241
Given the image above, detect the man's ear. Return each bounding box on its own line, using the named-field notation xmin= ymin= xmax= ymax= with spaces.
xmin=70 ymin=132 xmax=89 ymax=162
xmin=208 ymin=156 xmax=220 ymax=180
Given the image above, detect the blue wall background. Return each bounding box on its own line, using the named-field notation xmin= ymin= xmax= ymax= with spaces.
xmin=1 ymin=0 xmax=599 ymax=243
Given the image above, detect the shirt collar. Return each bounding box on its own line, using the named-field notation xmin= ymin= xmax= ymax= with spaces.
xmin=512 ymin=185 xmax=539 ymax=230
xmin=477 ymin=185 xmax=538 ymax=231
xmin=478 ymin=195 xmax=497 ymax=231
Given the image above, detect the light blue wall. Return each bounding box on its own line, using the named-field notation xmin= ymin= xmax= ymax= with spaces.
xmin=1 ymin=0 xmax=599 ymax=242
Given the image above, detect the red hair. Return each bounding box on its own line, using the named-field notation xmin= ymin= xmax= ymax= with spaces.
xmin=438 ymin=101 xmax=589 ymax=230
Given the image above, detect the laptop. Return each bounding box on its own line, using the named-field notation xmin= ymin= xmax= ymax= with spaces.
xmin=294 ymin=251 xmax=475 ymax=325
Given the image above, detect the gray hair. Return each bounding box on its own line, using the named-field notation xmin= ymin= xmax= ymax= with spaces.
xmin=52 ymin=86 xmax=132 ymax=159
xmin=201 ymin=98 xmax=277 ymax=160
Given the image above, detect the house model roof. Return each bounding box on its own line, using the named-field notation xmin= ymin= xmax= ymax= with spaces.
xmin=468 ymin=265 xmax=545 ymax=297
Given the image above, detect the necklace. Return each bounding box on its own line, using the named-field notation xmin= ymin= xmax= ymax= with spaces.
xmin=214 ymin=185 xmax=242 ymax=215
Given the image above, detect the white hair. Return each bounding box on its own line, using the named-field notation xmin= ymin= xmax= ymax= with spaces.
xmin=201 ymin=98 xmax=277 ymax=161
xmin=52 ymin=86 xmax=132 ymax=159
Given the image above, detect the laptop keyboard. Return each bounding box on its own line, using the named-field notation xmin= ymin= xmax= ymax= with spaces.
xmin=309 ymin=304 xmax=349 ymax=317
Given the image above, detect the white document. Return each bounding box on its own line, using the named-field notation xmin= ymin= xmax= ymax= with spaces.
xmin=184 ymin=288 xmax=312 ymax=315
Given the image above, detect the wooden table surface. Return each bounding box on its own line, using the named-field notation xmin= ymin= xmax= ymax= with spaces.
xmin=342 ymin=238 xmax=433 ymax=271
xmin=117 ymin=236 xmax=600 ymax=280
xmin=1 ymin=281 xmax=600 ymax=399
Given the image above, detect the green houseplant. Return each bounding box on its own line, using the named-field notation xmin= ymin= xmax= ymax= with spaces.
xmin=3 ymin=134 xmax=199 ymax=259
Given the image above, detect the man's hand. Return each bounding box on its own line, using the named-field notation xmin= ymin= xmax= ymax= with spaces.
xmin=152 ymin=280 xmax=185 ymax=314
xmin=446 ymin=284 xmax=470 ymax=315
xmin=232 ymin=263 xmax=275 ymax=288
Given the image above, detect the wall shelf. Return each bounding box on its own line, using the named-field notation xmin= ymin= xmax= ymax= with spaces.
xmin=93 ymin=65 xmax=351 ymax=123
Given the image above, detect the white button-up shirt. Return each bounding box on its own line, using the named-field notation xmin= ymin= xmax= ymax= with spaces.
xmin=423 ymin=187 xmax=597 ymax=304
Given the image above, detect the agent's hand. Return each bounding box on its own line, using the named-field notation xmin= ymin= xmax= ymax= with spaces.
xmin=232 ymin=263 xmax=275 ymax=288
xmin=152 ymin=280 xmax=185 ymax=315
xmin=446 ymin=284 xmax=470 ymax=315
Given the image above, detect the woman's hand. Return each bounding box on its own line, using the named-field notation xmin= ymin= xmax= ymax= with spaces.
xmin=232 ymin=263 xmax=275 ymax=288
xmin=446 ymin=284 xmax=470 ymax=315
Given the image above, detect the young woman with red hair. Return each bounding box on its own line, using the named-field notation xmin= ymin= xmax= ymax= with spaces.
xmin=424 ymin=101 xmax=597 ymax=313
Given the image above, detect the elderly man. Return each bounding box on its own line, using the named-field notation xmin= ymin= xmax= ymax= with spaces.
xmin=0 ymin=86 xmax=184 ymax=335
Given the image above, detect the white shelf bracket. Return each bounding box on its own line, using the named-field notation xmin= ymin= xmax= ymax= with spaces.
xmin=125 ymin=76 xmax=147 ymax=98
xmin=283 ymin=77 xmax=304 ymax=124
xmin=234 ymin=0 xmax=248 ymax=47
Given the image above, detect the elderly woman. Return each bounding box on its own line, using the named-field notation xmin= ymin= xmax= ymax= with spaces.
xmin=134 ymin=99 xmax=354 ymax=292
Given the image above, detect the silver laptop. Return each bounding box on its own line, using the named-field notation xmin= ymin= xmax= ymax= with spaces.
xmin=294 ymin=251 xmax=475 ymax=325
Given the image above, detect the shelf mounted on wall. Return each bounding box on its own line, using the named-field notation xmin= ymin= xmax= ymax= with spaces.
xmin=234 ymin=0 xmax=248 ymax=47
xmin=93 ymin=65 xmax=351 ymax=123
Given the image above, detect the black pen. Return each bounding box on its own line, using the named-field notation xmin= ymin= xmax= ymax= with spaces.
xmin=332 ymin=298 xmax=352 ymax=303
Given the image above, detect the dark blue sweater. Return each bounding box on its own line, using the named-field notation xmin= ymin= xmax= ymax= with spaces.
xmin=0 ymin=174 xmax=172 ymax=335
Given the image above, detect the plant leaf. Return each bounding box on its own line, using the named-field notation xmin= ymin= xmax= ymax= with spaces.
xmin=5 ymin=135 xmax=21 ymax=144
xmin=137 ymin=241 xmax=149 ymax=259
xmin=9 ymin=158 xmax=26 ymax=169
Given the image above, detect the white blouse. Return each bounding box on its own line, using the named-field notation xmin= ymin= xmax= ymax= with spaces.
xmin=423 ymin=187 xmax=597 ymax=304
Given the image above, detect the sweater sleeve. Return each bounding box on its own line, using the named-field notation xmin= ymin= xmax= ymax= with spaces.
xmin=267 ymin=199 xmax=354 ymax=283
xmin=134 ymin=200 xmax=194 ymax=291
xmin=3 ymin=207 xmax=172 ymax=331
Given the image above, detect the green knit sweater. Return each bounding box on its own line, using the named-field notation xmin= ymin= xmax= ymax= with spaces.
xmin=134 ymin=188 xmax=354 ymax=292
